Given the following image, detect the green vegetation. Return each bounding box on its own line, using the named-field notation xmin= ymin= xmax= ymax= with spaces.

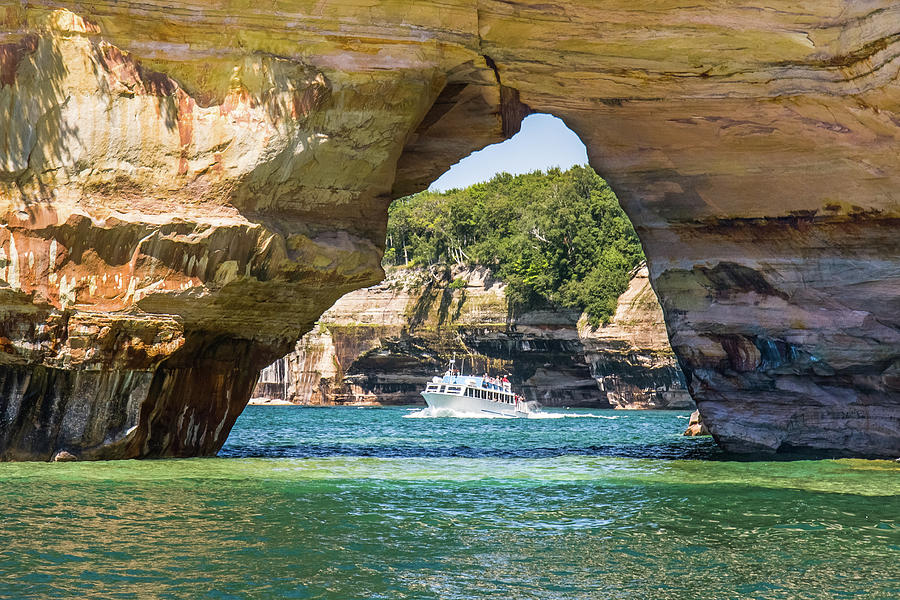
xmin=385 ymin=166 xmax=644 ymax=326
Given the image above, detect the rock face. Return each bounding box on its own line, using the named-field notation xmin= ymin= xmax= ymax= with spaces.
xmin=0 ymin=5 xmax=391 ymax=459
xmin=0 ymin=2 xmax=898 ymax=458
xmin=580 ymin=266 xmax=692 ymax=410
xmin=683 ymin=410 xmax=711 ymax=437
xmin=253 ymin=265 xmax=692 ymax=409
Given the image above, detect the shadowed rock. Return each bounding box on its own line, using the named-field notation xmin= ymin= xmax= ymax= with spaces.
xmin=253 ymin=265 xmax=691 ymax=409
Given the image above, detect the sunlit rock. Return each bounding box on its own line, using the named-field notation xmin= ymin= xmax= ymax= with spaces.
xmin=0 ymin=2 xmax=897 ymax=458
xmin=253 ymin=265 xmax=690 ymax=409
xmin=683 ymin=410 xmax=710 ymax=437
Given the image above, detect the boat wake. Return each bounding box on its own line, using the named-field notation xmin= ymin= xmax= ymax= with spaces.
xmin=404 ymin=407 xmax=506 ymax=419
xmin=404 ymin=407 xmax=619 ymax=420
xmin=528 ymin=411 xmax=619 ymax=420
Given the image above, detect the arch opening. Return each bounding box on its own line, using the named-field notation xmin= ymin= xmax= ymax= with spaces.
xmin=2 ymin=5 xmax=894 ymax=460
xmin=251 ymin=114 xmax=692 ymax=415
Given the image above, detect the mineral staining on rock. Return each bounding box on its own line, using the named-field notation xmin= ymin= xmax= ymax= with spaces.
xmin=253 ymin=265 xmax=691 ymax=409
xmin=0 ymin=1 xmax=898 ymax=458
xmin=0 ymin=5 xmax=411 ymax=459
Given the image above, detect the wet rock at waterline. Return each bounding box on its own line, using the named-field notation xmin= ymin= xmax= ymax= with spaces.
xmin=51 ymin=450 xmax=77 ymax=462
xmin=683 ymin=411 xmax=710 ymax=437
xmin=1 ymin=2 xmax=898 ymax=458
xmin=253 ymin=266 xmax=691 ymax=409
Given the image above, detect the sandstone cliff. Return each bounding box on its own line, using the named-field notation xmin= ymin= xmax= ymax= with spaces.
xmin=0 ymin=2 xmax=897 ymax=458
xmin=254 ymin=265 xmax=692 ymax=409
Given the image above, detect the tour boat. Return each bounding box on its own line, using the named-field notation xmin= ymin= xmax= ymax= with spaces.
xmin=420 ymin=360 xmax=538 ymax=418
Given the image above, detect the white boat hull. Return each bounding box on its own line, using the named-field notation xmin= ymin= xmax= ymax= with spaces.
xmin=421 ymin=391 xmax=531 ymax=418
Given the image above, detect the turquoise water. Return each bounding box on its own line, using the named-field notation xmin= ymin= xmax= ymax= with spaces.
xmin=1 ymin=406 xmax=898 ymax=599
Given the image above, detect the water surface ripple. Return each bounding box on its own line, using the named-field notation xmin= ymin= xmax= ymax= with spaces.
xmin=1 ymin=407 xmax=897 ymax=599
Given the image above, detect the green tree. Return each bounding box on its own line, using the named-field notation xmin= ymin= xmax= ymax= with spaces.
xmin=384 ymin=166 xmax=644 ymax=325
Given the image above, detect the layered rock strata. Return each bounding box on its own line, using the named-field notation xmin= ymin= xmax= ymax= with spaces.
xmin=0 ymin=2 xmax=898 ymax=458
xmin=253 ymin=265 xmax=691 ymax=409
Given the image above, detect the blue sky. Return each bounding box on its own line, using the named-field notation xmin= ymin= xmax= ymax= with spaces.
xmin=428 ymin=114 xmax=589 ymax=191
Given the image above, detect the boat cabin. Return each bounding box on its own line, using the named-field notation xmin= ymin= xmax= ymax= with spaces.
xmin=424 ymin=374 xmax=523 ymax=405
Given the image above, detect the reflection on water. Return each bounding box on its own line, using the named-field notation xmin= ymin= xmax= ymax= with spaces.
xmin=0 ymin=407 xmax=897 ymax=599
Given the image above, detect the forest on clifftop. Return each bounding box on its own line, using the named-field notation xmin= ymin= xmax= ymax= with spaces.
xmin=384 ymin=166 xmax=644 ymax=325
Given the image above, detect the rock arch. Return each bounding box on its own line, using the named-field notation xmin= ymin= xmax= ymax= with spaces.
xmin=0 ymin=2 xmax=896 ymax=459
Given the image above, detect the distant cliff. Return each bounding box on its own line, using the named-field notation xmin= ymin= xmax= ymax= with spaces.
xmin=255 ymin=264 xmax=691 ymax=409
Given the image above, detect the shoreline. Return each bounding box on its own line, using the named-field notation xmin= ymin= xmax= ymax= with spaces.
xmin=247 ymin=397 xmax=295 ymax=406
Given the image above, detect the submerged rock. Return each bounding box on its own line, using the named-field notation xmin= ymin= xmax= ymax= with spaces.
xmin=253 ymin=265 xmax=692 ymax=409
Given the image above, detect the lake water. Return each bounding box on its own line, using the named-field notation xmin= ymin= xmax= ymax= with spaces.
xmin=1 ymin=406 xmax=898 ymax=599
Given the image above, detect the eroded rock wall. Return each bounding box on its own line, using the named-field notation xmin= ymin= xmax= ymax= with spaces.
xmin=0 ymin=1 xmax=898 ymax=457
xmin=254 ymin=265 xmax=691 ymax=409
xmin=0 ymin=3 xmax=510 ymax=459
xmin=580 ymin=267 xmax=692 ymax=410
